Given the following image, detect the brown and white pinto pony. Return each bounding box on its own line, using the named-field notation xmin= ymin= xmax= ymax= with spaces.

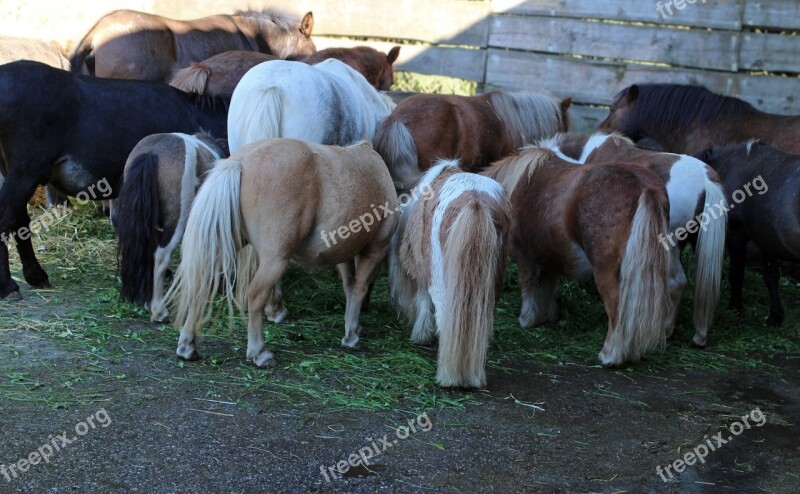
xmin=374 ymin=91 xmax=571 ymax=190
xmin=390 ymin=160 xmax=510 ymax=388
xmin=114 ymin=132 xmax=226 ymax=322
xmin=169 ymin=46 xmax=401 ymax=98
xmin=484 ymin=148 xmax=672 ymax=366
xmin=70 ymin=9 xmax=315 ymax=82
xmin=541 ymin=132 xmax=727 ymax=347
xmin=166 ymin=139 xmax=398 ymax=367
xmin=599 ymin=84 xmax=800 ymax=155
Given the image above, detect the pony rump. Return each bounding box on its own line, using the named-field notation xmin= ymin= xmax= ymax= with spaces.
xmin=489 ymin=91 xmax=566 ymax=147
xmin=116 ymin=153 xmax=160 ymax=304
xmin=603 ymin=188 xmax=671 ymax=365
xmin=166 ymin=159 xmax=246 ymax=332
xmin=169 ymin=63 xmax=210 ymax=94
xmin=229 ymin=86 xmax=283 ymax=153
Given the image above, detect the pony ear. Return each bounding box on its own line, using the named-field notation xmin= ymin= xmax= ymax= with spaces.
xmin=387 ymin=46 xmax=401 ymax=65
xmin=626 ymin=85 xmax=639 ymax=102
xmin=300 ymin=12 xmax=314 ymax=37
xmin=560 ymin=97 xmax=572 ymax=112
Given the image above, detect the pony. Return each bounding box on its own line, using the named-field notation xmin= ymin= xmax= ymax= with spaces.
xmin=484 ymin=147 xmax=672 ymax=366
xmin=114 ymin=132 xmax=226 ymax=322
xmin=373 ymin=91 xmax=571 ymax=190
xmin=599 ymin=84 xmax=800 ymax=156
xmin=389 ymin=160 xmax=510 ymax=388
xmin=169 ymin=46 xmax=401 ymax=98
xmin=698 ymin=141 xmax=798 ymax=326
xmin=166 ymin=139 xmax=398 ymax=366
xmin=540 ymin=132 xmax=727 ymax=347
xmin=70 ymin=9 xmax=315 ymax=82
xmin=227 ymin=59 xmax=395 ymax=153
xmin=0 ymin=35 xmax=69 ymax=70
xmin=0 ymin=61 xmax=228 ymax=300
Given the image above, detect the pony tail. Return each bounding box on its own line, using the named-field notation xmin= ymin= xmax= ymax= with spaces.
xmin=604 ymin=188 xmax=671 ymax=365
xmin=437 ymin=199 xmax=508 ymax=388
xmin=68 ymin=36 xmax=94 ymax=76
xmin=228 ymin=86 xmax=283 ymax=153
xmin=693 ymin=178 xmax=727 ymax=346
xmin=169 ymin=63 xmax=211 ymax=95
xmin=166 ymin=159 xmax=245 ymax=333
xmin=373 ymin=118 xmax=420 ymax=190
xmin=116 ymin=153 xmax=161 ymax=305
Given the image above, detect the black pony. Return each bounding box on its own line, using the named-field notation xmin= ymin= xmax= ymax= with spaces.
xmin=699 ymin=141 xmax=800 ymax=325
xmin=0 ymin=60 xmax=228 ymax=299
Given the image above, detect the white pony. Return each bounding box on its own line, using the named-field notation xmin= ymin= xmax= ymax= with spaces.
xmin=227 ymin=59 xmax=395 ymax=153
xmin=541 ymin=132 xmax=727 ymax=347
xmin=389 ymin=160 xmax=511 ymax=388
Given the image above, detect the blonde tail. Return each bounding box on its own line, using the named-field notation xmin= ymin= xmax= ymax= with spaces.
xmin=228 ymin=87 xmax=282 ymax=153
xmin=604 ymin=189 xmax=671 ymax=365
xmin=693 ymin=179 xmax=727 ymax=346
xmin=165 ymin=159 xmax=246 ymax=333
xmin=169 ymin=63 xmax=211 ymax=95
xmin=436 ymin=201 xmax=507 ymax=388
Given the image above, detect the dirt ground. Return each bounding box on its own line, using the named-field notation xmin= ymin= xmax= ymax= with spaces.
xmin=1 ymin=283 xmax=798 ymax=494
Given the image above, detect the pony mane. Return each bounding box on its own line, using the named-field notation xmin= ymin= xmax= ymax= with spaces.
xmin=620 ymin=84 xmax=759 ymax=134
xmin=485 ymin=148 xmax=555 ymax=194
xmin=489 ymin=91 xmax=565 ymax=147
xmin=234 ymin=8 xmax=300 ymax=31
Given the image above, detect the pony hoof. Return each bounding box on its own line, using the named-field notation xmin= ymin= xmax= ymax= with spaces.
xmin=266 ymin=306 xmax=291 ymax=324
xmin=151 ymin=310 xmax=170 ymax=324
xmin=341 ymin=338 xmax=362 ymax=351
xmin=176 ymin=344 xmax=200 ymax=361
xmin=252 ymin=351 xmax=276 ymax=368
xmin=1 ymin=289 xmax=22 ymax=301
xmin=691 ymin=336 xmax=707 ymax=348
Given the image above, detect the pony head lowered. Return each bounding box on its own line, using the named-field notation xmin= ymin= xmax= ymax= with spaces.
xmin=234 ymin=9 xmax=316 ymax=59
xmin=299 ymin=46 xmax=401 ymax=91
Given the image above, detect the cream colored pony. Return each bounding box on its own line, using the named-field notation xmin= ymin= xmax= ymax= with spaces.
xmin=390 ymin=160 xmax=510 ymax=388
xmin=166 ymin=138 xmax=398 ymax=367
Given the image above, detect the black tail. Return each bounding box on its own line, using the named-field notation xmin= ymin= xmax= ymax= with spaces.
xmin=116 ymin=153 xmax=161 ymax=304
xmin=69 ymin=37 xmax=94 ymax=76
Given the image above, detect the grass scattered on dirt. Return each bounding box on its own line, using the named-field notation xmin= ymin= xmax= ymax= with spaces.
xmin=393 ymin=71 xmax=476 ymax=96
xmin=1 ymin=198 xmax=799 ymax=413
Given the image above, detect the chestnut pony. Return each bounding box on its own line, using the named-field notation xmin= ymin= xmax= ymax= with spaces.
xmin=114 ymin=133 xmax=226 ymax=322
xmin=166 ymin=139 xmax=398 ymax=367
xmin=390 ymin=160 xmax=510 ymax=388
xmin=484 ymin=147 xmax=672 ymax=366
xmin=599 ymin=84 xmax=800 ymax=155
xmin=374 ymin=91 xmax=571 ymax=190
xmin=541 ymin=132 xmax=727 ymax=347
xmin=70 ymin=9 xmax=315 ymax=82
xmin=699 ymin=142 xmax=798 ymax=326
xmin=169 ymin=46 xmax=401 ymax=98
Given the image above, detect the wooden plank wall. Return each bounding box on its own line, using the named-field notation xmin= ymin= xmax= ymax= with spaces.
xmin=0 ymin=0 xmax=797 ymax=132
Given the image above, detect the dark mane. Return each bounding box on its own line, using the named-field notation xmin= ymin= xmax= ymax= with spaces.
xmin=620 ymin=84 xmax=760 ymax=134
xmin=189 ymin=92 xmax=231 ymax=114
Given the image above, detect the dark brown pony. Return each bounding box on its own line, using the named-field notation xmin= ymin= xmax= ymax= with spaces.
xmin=484 ymin=147 xmax=671 ymax=366
xmin=698 ymin=142 xmax=799 ymax=326
xmin=169 ymin=46 xmax=401 ymax=98
xmin=70 ymin=9 xmax=315 ymax=82
xmin=599 ymin=84 xmax=800 ymax=155
xmin=375 ymin=91 xmax=571 ymax=190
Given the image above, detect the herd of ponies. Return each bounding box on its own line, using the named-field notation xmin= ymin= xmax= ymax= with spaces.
xmin=0 ymin=8 xmax=798 ymax=389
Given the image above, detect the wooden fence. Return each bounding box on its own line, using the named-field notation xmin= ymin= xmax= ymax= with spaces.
xmin=1 ymin=0 xmax=798 ymax=132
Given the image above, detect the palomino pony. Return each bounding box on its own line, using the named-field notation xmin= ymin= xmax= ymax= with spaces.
xmin=169 ymin=46 xmax=401 ymax=98
xmin=115 ymin=133 xmax=226 ymax=322
xmin=166 ymin=139 xmax=398 ymax=366
xmin=699 ymin=142 xmax=798 ymax=326
xmin=599 ymin=84 xmax=800 ymax=155
xmin=484 ymin=148 xmax=672 ymax=366
xmin=0 ymin=61 xmax=228 ymax=300
xmin=373 ymin=91 xmax=571 ymax=190
xmin=227 ymin=59 xmax=395 ymax=153
xmin=70 ymin=9 xmax=315 ymax=82
xmin=390 ymin=160 xmax=510 ymax=388
xmin=541 ymin=132 xmax=727 ymax=347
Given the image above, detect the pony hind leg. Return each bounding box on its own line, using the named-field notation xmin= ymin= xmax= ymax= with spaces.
xmin=149 ymin=245 xmax=173 ymax=323
xmin=665 ymin=246 xmax=687 ymax=340
xmin=264 ymin=281 xmax=289 ymax=324
xmin=0 ymin=239 xmax=20 ymax=300
xmin=341 ymin=249 xmax=386 ymax=349
xmin=14 ymin=209 xmax=50 ymax=288
xmin=411 ymin=287 xmax=435 ymax=344
xmin=517 ymin=258 xmax=558 ymax=328
xmin=763 ymin=256 xmax=784 ymax=326
xmin=246 ymin=259 xmax=289 ymax=367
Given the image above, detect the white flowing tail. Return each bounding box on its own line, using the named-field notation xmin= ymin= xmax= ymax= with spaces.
xmin=166 ymin=159 xmax=246 ymax=332
xmin=604 ymin=189 xmax=671 ymax=365
xmin=228 ymin=87 xmax=283 ymax=153
xmin=693 ymin=179 xmax=727 ymax=345
xmin=436 ymin=201 xmax=505 ymax=388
